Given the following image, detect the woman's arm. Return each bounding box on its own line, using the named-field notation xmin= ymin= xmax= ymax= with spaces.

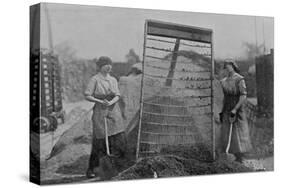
xmin=219 ymin=79 xmax=225 ymax=122
xmin=105 ymin=77 xmax=121 ymax=106
xmin=105 ymin=95 xmax=120 ymax=106
xmin=84 ymin=77 xmax=105 ymax=104
xmin=231 ymin=78 xmax=247 ymax=114
xmin=231 ymin=95 xmax=247 ymax=114
xmin=85 ymin=95 xmax=105 ymax=104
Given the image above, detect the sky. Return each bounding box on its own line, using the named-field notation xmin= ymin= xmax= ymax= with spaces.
xmin=39 ymin=3 xmax=274 ymax=61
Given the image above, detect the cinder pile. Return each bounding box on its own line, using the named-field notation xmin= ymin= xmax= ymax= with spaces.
xmin=115 ymin=145 xmax=252 ymax=180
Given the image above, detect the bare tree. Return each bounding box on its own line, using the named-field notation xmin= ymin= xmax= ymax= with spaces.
xmin=242 ymin=42 xmax=265 ymax=61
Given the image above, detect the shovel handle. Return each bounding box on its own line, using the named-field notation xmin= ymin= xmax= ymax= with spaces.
xmin=225 ymin=114 xmax=236 ymax=153
xmin=225 ymin=122 xmax=233 ymax=153
xmin=104 ymin=117 xmax=110 ymax=156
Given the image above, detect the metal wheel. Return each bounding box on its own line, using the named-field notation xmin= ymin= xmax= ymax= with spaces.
xmin=33 ymin=116 xmax=50 ymax=133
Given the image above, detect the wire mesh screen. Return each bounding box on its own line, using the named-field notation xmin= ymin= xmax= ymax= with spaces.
xmin=137 ymin=20 xmax=214 ymax=159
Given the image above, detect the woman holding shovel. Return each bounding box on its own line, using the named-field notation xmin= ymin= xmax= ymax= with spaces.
xmin=219 ymin=59 xmax=252 ymax=163
xmin=84 ymin=56 xmax=127 ymax=179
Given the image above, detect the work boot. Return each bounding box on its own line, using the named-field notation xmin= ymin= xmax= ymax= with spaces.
xmin=86 ymin=169 xmax=96 ymax=179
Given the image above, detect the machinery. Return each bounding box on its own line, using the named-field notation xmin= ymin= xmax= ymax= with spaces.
xmin=31 ymin=50 xmax=65 ymax=133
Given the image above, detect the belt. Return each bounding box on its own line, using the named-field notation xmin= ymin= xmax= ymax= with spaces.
xmin=94 ymin=93 xmax=116 ymax=101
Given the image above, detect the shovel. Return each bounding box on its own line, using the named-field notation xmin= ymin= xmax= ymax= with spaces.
xmin=98 ymin=117 xmax=118 ymax=180
xmin=223 ymin=113 xmax=236 ymax=161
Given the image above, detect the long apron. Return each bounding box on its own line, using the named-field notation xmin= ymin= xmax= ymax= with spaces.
xmin=88 ymin=94 xmax=127 ymax=171
xmin=220 ymin=75 xmax=252 ymax=154
xmin=91 ymin=94 xmax=125 ymax=139
xmin=221 ymin=95 xmax=252 ymax=153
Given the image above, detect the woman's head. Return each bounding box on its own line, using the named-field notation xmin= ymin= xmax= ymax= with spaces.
xmin=96 ymin=56 xmax=112 ymax=73
xmin=223 ymin=59 xmax=240 ymax=74
xmin=128 ymin=63 xmax=142 ymax=76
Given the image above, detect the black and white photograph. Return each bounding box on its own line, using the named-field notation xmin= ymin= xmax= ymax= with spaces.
xmin=29 ymin=2 xmax=274 ymax=185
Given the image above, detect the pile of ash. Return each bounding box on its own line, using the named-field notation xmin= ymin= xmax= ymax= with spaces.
xmin=115 ymin=145 xmax=253 ymax=180
xmin=53 ymin=144 xmax=252 ymax=182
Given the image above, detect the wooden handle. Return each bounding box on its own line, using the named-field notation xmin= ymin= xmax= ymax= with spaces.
xmin=104 ymin=117 xmax=110 ymax=155
xmin=225 ymin=122 xmax=233 ymax=153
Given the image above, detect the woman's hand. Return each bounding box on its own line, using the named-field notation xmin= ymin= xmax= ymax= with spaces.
xmin=95 ymin=99 xmax=106 ymax=105
xmin=230 ymin=109 xmax=237 ymax=120
xmin=231 ymin=108 xmax=237 ymax=115
xmin=103 ymin=99 xmax=113 ymax=106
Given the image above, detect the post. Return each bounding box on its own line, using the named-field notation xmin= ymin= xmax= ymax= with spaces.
xmin=211 ymin=31 xmax=215 ymax=160
xmin=165 ymin=38 xmax=180 ymax=86
xmin=136 ymin=20 xmax=148 ymax=160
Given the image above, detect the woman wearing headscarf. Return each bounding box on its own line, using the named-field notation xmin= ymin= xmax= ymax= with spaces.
xmin=219 ymin=59 xmax=252 ymax=162
xmin=118 ymin=63 xmax=143 ymax=129
xmin=84 ymin=56 xmax=127 ymax=178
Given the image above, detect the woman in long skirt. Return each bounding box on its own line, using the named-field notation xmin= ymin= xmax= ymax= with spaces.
xmin=84 ymin=56 xmax=127 ymax=178
xmin=219 ymin=59 xmax=252 ymax=162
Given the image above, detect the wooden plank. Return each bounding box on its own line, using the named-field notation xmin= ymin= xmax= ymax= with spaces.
xmin=147 ymin=20 xmax=212 ymax=43
xmin=136 ymin=21 xmax=148 ymax=160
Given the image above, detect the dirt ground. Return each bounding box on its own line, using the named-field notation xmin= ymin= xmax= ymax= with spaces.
xmin=39 ymin=99 xmax=273 ymax=185
xmin=40 ymin=131 xmax=273 ymax=185
xmin=39 ymin=102 xmax=273 ymax=185
xmin=41 ymin=143 xmax=274 ymax=185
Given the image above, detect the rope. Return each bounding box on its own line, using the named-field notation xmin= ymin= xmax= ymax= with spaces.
xmin=141 ymin=131 xmax=194 ymax=136
xmin=142 ymin=111 xmax=212 ymax=117
xmin=180 ymin=41 xmax=211 ymax=49
xmin=142 ymin=121 xmax=212 ymax=127
xmin=139 ymin=141 xmax=201 ymax=146
xmin=143 ymin=83 xmax=211 ymax=90
xmin=146 ymin=37 xmax=211 ymax=48
xmin=143 ymin=101 xmax=211 ymax=108
xmin=146 ymin=46 xmax=211 ymax=56
xmin=143 ymin=93 xmax=212 ymax=99
xmin=143 ymin=73 xmax=211 ymax=81
xmin=145 ymin=63 xmax=210 ymax=73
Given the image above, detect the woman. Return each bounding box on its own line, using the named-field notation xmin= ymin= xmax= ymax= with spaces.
xmin=219 ymin=59 xmax=252 ymax=162
xmin=84 ymin=56 xmax=127 ymax=178
xmin=119 ymin=63 xmax=143 ymax=127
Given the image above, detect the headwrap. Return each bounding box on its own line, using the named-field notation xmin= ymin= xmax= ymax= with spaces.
xmin=224 ymin=59 xmax=240 ymax=73
xmin=96 ymin=56 xmax=112 ymax=68
xmin=131 ymin=63 xmax=142 ymax=72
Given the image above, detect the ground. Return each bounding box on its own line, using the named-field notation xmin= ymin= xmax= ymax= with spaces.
xmin=38 ymin=100 xmax=273 ymax=185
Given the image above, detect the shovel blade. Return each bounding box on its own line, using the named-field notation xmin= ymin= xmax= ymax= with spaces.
xmin=99 ymin=155 xmax=118 ymax=180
